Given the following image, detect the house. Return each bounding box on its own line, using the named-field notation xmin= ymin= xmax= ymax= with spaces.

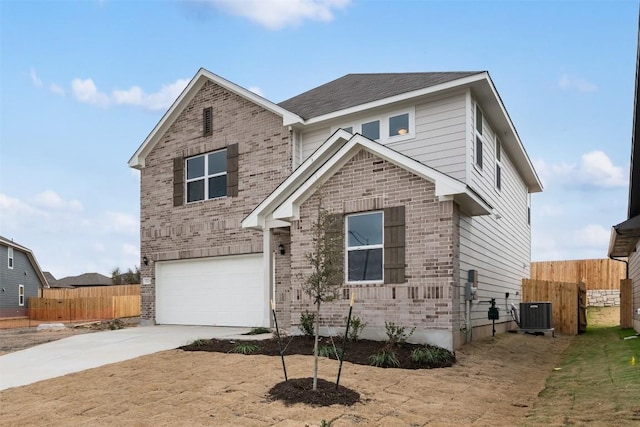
xmin=55 ymin=273 xmax=112 ymax=287
xmin=608 ymin=25 xmax=640 ymax=333
xmin=0 ymin=236 xmax=49 ymax=318
xmin=129 ymin=68 xmax=542 ymax=350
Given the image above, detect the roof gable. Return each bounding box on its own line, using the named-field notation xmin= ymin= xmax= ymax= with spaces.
xmin=128 ymin=68 xmax=303 ymax=169
xmin=0 ymin=235 xmax=49 ymax=288
xmin=243 ymin=133 xmax=492 ymax=230
xmin=278 ymin=72 xmax=482 ymax=120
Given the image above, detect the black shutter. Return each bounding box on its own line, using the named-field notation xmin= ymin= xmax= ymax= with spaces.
xmin=384 ymin=206 xmax=405 ymax=284
xmin=327 ymin=213 xmax=344 ymax=281
xmin=226 ymin=143 xmax=239 ymax=197
xmin=173 ymin=157 xmax=184 ymax=207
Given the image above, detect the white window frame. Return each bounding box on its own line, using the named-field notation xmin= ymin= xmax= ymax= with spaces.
xmin=495 ymin=137 xmax=502 ymax=191
xmin=345 ymin=211 xmax=384 ymax=284
xmin=185 ymin=149 xmax=227 ymax=203
xmin=8 ymin=247 xmax=13 ymax=269
xmin=19 ymin=284 xmax=24 ymax=306
xmin=474 ymin=104 xmax=483 ymax=171
xmin=335 ymin=108 xmax=415 ymax=144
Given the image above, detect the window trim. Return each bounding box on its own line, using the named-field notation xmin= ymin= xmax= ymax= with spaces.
xmin=345 ymin=211 xmax=384 ymax=284
xmin=334 ymin=108 xmax=415 ymax=143
xmin=18 ymin=284 xmax=24 ymax=306
xmin=8 ymin=247 xmax=13 ymax=269
xmin=185 ymin=148 xmax=228 ymax=203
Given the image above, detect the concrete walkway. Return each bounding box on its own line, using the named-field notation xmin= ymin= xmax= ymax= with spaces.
xmin=0 ymin=325 xmax=262 ymax=390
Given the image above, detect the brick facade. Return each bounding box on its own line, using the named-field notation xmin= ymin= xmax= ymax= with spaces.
xmin=286 ymin=149 xmax=460 ymax=346
xmin=139 ymin=80 xmax=291 ymax=321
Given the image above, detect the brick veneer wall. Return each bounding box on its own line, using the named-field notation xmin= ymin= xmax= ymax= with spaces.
xmin=138 ymin=80 xmax=291 ymax=321
xmin=288 ymin=149 xmax=460 ymax=346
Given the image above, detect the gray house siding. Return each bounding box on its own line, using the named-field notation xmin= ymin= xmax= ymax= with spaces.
xmin=0 ymin=244 xmax=43 ymax=317
xmin=630 ymin=248 xmax=640 ymax=332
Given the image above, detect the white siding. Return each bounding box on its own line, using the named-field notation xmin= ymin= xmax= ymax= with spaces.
xmin=389 ymin=92 xmax=467 ymax=180
xmin=630 ymin=247 xmax=640 ymax=333
xmin=459 ymin=96 xmax=531 ymax=330
xmin=298 ymin=92 xmax=468 ymax=181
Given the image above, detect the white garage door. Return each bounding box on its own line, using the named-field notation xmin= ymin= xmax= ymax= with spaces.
xmin=155 ymin=254 xmax=266 ymax=327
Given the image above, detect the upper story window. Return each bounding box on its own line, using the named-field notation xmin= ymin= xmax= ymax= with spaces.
xmin=474 ymin=104 xmax=483 ymax=170
xmin=495 ymin=138 xmax=502 ymax=191
xmin=346 ymin=212 xmax=383 ymax=283
xmin=19 ymin=284 xmax=24 ymax=306
xmin=186 ymin=149 xmax=227 ymax=203
xmin=336 ymin=108 xmax=415 ymax=143
xmin=8 ymin=247 xmax=13 ymax=269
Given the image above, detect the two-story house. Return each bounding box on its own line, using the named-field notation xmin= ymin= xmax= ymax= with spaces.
xmin=129 ymin=69 xmax=542 ymax=350
xmin=0 ymin=236 xmax=49 ymax=318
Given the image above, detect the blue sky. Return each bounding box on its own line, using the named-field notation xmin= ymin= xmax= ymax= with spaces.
xmin=0 ymin=0 xmax=637 ymax=279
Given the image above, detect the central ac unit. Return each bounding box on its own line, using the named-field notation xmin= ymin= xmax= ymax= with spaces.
xmin=520 ymin=302 xmax=553 ymax=330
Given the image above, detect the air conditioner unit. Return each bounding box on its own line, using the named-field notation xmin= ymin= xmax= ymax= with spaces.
xmin=520 ymin=302 xmax=553 ymax=330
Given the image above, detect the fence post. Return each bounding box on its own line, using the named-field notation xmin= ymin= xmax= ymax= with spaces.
xmin=620 ymin=279 xmax=633 ymax=329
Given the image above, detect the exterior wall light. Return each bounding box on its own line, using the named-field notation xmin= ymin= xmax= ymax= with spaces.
xmin=143 ymin=256 xmax=149 ymax=266
xmin=278 ymin=244 xmax=285 ymax=255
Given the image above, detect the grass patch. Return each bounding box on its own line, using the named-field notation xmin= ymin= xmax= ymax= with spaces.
xmin=523 ymin=307 xmax=640 ymax=426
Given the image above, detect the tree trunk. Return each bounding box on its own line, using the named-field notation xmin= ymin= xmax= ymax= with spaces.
xmin=313 ymin=301 xmax=321 ymax=391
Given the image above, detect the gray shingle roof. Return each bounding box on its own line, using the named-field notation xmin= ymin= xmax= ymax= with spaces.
xmin=56 ymin=273 xmax=112 ymax=287
xmin=278 ymin=72 xmax=483 ymax=120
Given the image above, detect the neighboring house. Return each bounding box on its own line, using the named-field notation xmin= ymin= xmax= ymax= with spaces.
xmin=129 ymin=68 xmax=542 ymax=350
xmin=43 ymin=272 xmax=75 ymax=289
xmin=55 ymin=273 xmax=112 ymax=287
xmin=608 ymin=26 xmax=640 ymax=333
xmin=0 ymin=236 xmax=49 ymax=318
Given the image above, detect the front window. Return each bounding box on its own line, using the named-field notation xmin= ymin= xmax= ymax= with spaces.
xmin=8 ymin=247 xmax=13 ymax=269
xmin=346 ymin=212 xmax=383 ymax=282
xmin=19 ymin=284 xmax=24 ymax=306
xmin=186 ymin=149 xmax=227 ymax=203
xmin=361 ymin=120 xmax=380 ymax=140
xmin=389 ymin=113 xmax=409 ymax=137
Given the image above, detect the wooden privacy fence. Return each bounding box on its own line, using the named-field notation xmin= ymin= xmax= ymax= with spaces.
xmin=530 ymin=259 xmax=625 ymax=290
xmin=28 ymin=295 xmax=141 ymax=321
xmin=43 ymin=284 xmax=140 ymax=299
xmin=522 ymin=279 xmax=587 ymax=335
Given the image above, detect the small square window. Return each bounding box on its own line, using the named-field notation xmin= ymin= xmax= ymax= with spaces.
xmin=8 ymin=247 xmax=13 ymax=269
xmin=476 ymin=105 xmax=483 ymax=135
xmin=361 ymin=120 xmax=380 ymax=140
xmin=389 ymin=113 xmax=409 ymax=137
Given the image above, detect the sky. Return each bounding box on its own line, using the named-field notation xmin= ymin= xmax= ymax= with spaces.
xmin=0 ymin=0 xmax=638 ymax=279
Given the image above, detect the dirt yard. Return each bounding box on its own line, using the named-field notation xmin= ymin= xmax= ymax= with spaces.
xmin=0 ymin=328 xmax=573 ymax=426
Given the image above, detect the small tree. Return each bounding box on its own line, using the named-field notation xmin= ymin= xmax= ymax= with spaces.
xmin=112 ymin=266 xmax=141 ymax=285
xmin=299 ymin=204 xmax=343 ymax=391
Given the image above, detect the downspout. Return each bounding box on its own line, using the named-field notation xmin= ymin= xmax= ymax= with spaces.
xmin=609 ymin=256 xmax=629 ymax=280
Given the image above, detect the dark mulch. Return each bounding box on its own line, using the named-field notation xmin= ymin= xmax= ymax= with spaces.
xmin=267 ymin=377 xmax=360 ymax=406
xmin=180 ymin=335 xmax=455 ymax=370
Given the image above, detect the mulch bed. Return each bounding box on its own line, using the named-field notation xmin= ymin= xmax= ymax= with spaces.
xmin=181 ymin=335 xmax=455 ymax=407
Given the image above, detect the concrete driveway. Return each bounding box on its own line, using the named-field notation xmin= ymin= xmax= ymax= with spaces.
xmin=0 ymin=325 xmax=260 ymax=390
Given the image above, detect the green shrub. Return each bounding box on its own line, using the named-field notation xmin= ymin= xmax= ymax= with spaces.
xmin=384 ymin=321 xmax=415 ymax=347
xmin=317 ymin=344 xmax=338 ymax=359
xmin=299 ymin=311 xmax=315 ymax=337
xmin=229 ymin=342 xmax=260 ymax=355
xmin=244 ymin=327 xmax=271 ymax=335
xmin=410 ymin=346 xmax=455 ymax=367
xmin=368 ymin=349 xmax=400 ymax=368
xmin=189 ymin=338 xmax=208 ymax=347
xmin=347 ymin=316 xmax=367 ymax=341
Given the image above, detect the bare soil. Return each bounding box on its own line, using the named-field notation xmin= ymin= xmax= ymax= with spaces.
xmin=0 ymin=330 xmax=573 ymax=426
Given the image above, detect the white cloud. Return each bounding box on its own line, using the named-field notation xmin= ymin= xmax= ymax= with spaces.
xmin=49 ymin=83 xmax=65 ymax=95
xmin=534 ymin=150 xmax=626 ymax=189
xmin=70 ymin=77 xmax=188 ymax=111
xmin=101 ymin=211 xmax=138 ymax=235
xmin=72 ymin=78 xmax=111 ymax=107
xmin=113 ymin=78 xmax=189 ymax=111
xmin=248 ymin=86 xmax=264 ymax=97
xmin=122 ymin=243 xmax=140 ymax=257
xmin=207 ymin=0 xmax=350 ymax=30
xmin=572 ymin=224 xmax=610 ymax=248
xmin=30 ymin=190 xmax=84 ymax=211
xmin=30 ymin=68 xmax=43 ymax=88
xmin=92 ymin=242 xmax=106 ymax=253
xmin=558 ymin=74 xmax=598 ymax=92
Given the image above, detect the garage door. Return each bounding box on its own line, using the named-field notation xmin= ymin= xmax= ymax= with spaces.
xmin=155 ymin=254 xmax=266 ymax=327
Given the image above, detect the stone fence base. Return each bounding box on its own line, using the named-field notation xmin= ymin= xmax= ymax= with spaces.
xmin=587 ymin=289 xmax=620 ymax=307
